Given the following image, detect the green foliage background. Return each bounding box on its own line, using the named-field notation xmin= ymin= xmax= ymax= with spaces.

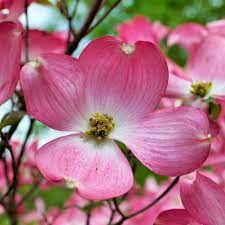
xmin=91 ymin=0 xmax=225 ymax=37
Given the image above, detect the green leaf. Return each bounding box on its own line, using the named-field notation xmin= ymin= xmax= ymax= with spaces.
xmin=0 ymin=111 xmax=25 ymax=130
xmin=166 ymin=44 xmax=188 ymax=67
xmin=36 ymin=0 xmax=53 ymax=6
xmin=135 ymin=162 xmax=167 ymax=187
xmin=208 ymin=102 xmax=222 ymax=121
xmin=83 ymin=201 xmax=103 ymax=213
xmin=204 ymin=96 xmax=215 ymax=104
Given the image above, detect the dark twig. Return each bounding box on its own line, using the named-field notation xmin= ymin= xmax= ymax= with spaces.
xmin=107 ymin=201 xmax=116 ymax=225
xmin=71 ymin=0 xmax=80 ymax=18
xmin=42 ymin=212 xmax=52 ymax=225
xmin=113 ymin=199 xmax=125 ymax=218
xmin=87 ymin=0 xmax=122 ymax=34
xmin=112 ymin=177 xmax=180 ymax=225
xmin=12 ymin=118 xmax=34 ymax=198
xmin=16 ymin=176 xmax=42 ymax=208
xmin=16 ymin=119 xmax=34 ymax=170
xmin=2 ymin=155 xmax=10 ymax=186
xmin=86 ymin=210 xmax=91 ymax=225
xmin=66 ymin=0 xmax=103 ymax=54
xmin=24 ymin=0 xmax=29 ymax=62
xmin=0 ymin=139 xmax=17 ymax=204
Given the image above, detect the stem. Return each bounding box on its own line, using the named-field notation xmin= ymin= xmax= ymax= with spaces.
xmin=87 ymin=0 xmax=122 ymax=35
xmin=107 ymin=201 xmax=116 ymax=225
xmin=2 ymin=155 xmax=10 ymax=186
xmin=5 ymin=119 xmax=34 ymax=225
xmin=0 ymin=140 xmax=17 ymax=204
xmin=113 ymin=199 xmax=125 ymax=218
xmin=12 ymin=119 xmax=34 ymax=199
xmin=71 ymin=0 xmax=80 ymax=18
xmin=24 ymin=0 xmax=29 ymax=62
xmin=112 ymin=177 xmax=179 ymax=225
xmin=16 ymin=176 xmax=42 ymax=208
xmin=8 ymin=211 xmax=18 ymax=225
xmin=66 ymin=0 xmax=103 ymax=55
xmin=86 ymin=212 xmax=91 ymax=225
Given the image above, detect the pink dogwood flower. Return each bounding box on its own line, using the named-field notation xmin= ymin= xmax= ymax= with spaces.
xmin=21 ymin=36 xmax=211 ymax=200
xmin=167 ymin=19 xmax=225 ymax=53
xmin=0 ymin=21 xmax=22 ymax=104
xmin=21 ymin=30 xmax=67 ymax=63
xmin=121 ymin=178 xmax=181 ymax=225
xmin=167 ymin=23 xmax=208 ymax=53
xmin=22 ymin=198 xmax=46 ymax=224
xmin=166 ymin=34 xmax=225 ymax=100
xmin=0 ymin=0 xmax=34 ymax=22
xmin=207 ymin=19 xmax=225 ymax=37
xmin=117 ymin=16 xmax=169 ymax=44
xmin=155 ymin=173 xmax=225 ymax=225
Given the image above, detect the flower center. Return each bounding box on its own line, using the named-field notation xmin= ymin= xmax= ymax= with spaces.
xmin=86 ymin=112 xmax=115 ymax=139
xmin=120 ymin=43 xmax=135 ymax=54
xmin=190 ymin=82 xmax=212 ymax=97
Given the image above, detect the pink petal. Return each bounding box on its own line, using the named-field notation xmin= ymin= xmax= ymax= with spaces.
xmin=79 ymin=36 xmax=168 ymax=123
xmin=119 ymin=106 xmax=211 ymax=176
xmin=0 ymin=0 xmax=34 ymax=21
xmin=0 ymin=21 xmax=22 ymax=104
xmin=166 ymin=73 xmax=192 ymax=98
xmin=188 ymin=35 xmax=225 ymax=98
xmin=207 ymin=19 xmax=225 ymax=37
xmin=166 ymin=58 xmax=189 ymax=78
xmin=154 ymin=209 xmax=202 ymax=225
xmin=152 ymin=21 xmax=170 ymax=42
xmin=181 ymin=173 xmax=225 ymax=225
xmin=117 ymin=16 xmax=157 ymax=44
xmin=20 ymin=53 xmax=87 ymax=131
xmin=167 ymin=23 xmax=208 ymax=52
xmin=35 ymin=134 xmax=133 ymax=200
xmin=21 ymin=30 xmax=66 ymax=62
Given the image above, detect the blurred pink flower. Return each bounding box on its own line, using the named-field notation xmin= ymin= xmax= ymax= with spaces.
xmin=21 ymin=30 xmax=67 ymax=63
xmin=0 ymin=0 xmax=34 ymax=22
xmin=167 ymin=19 xmax=225 ymax=52
xmin=166 ymin=35 xmax=225 ymax=100
xmin=117 ymin=16 xmax=169 ymax=44
xmin=0 ymin=21 xmax=22 ymax=104
xmin=22 ymin=198 xmax=45 ymax=224
xmin=155 ymin=173 xmax=225 ymax=225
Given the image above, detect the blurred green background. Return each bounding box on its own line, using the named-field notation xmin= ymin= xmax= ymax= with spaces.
xmin=91 ymin=0 xmax=225 ymax=36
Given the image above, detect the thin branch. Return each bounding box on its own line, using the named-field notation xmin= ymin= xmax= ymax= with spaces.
xmin=0 ymin=140 xmax=17 ymax=204
xmin=16 ymin=176 xmax=42 ymax=208
xmin=112 ymin=177 xmax=180 ymax=225
xmin=12 ymin=118 xmax=34 ymax=199
xmin=86 ymin=210 xmax=91 ymax=225
xmin=66 ymin=0 xmax=103 ymax=55
xmin=87 ymin=0 xmax=122 ymax=34
xmin=112 ymin=199 xmax=125 ymax=218
xmin=42 ymin=212 xmax=52 ymax=225
xmin=2 ymin=156 xmax=10 ymax=186
xmin=16 ymin=119 xmax=34 ymax=170
xmin=71 ymin=0 xmax=80 ymax=18
xmin=61 ymin=0 xmax=76 ymax=49
xmin=24 ymin=0 xmax=29 ymax=62
xmin=77 ymin=0 xmax=103 ymax=39
xmin=107 ymin=201 xmax=116 ymax=225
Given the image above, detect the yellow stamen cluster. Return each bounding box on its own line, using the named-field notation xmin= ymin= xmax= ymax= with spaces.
xmin=86 ymin=112 xmax=115 ymax=139
xmin=190 ymin=82 xmax=212 ymax=97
